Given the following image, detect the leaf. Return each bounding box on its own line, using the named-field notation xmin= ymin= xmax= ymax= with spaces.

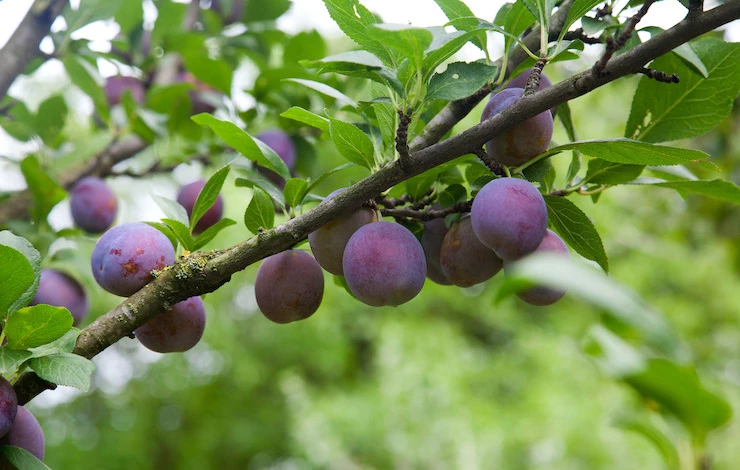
xmin=191 ymin=218 xmax=237 ymax=250
xmin=329 ymin=118 xmax=376 ymax=169
xmin=283 ymin=78 xmax=358 ymax=108
xmin=499 ymin=254 xmax=684 ymax=359
xmin=520 ymin=0 xmax=555 ymax=28
xmin=548 ymin=139 xmax=709 ymax=166
xmin=427 ymin=62 xmax=497 ymax=101
xmin=152 ymin=195 xmax=190 ymax=226
xmin=503 ymin=0 xmax=536 ymax=50
xmin=625 ymin=39 xmax=740 ymax=142
xmin=284 ymin=178 xmax=309 ymax=208
xmin=244 ymin=188 xmax=275 ymax=234
xmin=629 ymin=178 xmax=740 ymax=204
xmin=640 ymin=27 xmax=708 ymax=78
xmin=5 ymin=305 xmax=73 ymax=350
xmin=0 ymin=446 xmax=51 ymax=470
xmin=161 ymin=218 xmax=195 ymax=252
xmin=244 ymin=0 xmax=290 ymax=22
xmin=63 ymin=0 xmax=123 ymax=33
xmin=145 ymin=222 xmax=179 ymax=251
xmin=35 ymin=95 xmax=68 ymax=145
xmin=29 ymin=352 xmax=96 ymax=392
xmin=613 ymin=415 xmax=680 ymax=469
xmin=585 ymin=159 xmax=644 ymax=185
xmin=367 ymin=24 xmax=433 ymax=66
xmin=305 ymin=50 xmax=384 ymax=69
xmin=235 ymin=170 xmax=287 ymax=207
xmin=19 ymin=155 xmax=67 ymax=224
xmin=192 ymin=114 xmax=290 ymax=180
xmin=63 ymin=56 xmax=109 ymax=121
xmin=0 ymin=246 xmax=35 ymax=318
xmin=285 ymin=30 xmax=327 ymax=64
xmin=432 ymin=0 xmax=487 ymax=51
xmin=280 ymin=107 xmax=330 ymax=133
xmin=190 ymin=166 xmax=230 ymax=233
xmin=322 ymin=0 xmax=394 ymax=66
xmin=561 ymin=0 xmax=604 ymax=37
xmin=29 ymin=328 xmax=81 ymax=357
xmin=424 ymin=29 xmax=488 ymax=78
xmin=0 ymin=231 xmax=41 ymax=316
xmin=544 ymin=196 xmax=609 ymax=272
xmin=305 ymin=163 xmax=356 ymax=194
xmin=0 ymin=348 xmax=33 ymax=375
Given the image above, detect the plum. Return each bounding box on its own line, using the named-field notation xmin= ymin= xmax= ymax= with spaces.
xmin=481 ymin=87 xmax=553 ymax=166
xmin=439 ymin=215 xmax=503 ymax=287
xmin=308 ymin=189 xmax=377 ymax=275
xmin=255 ymin=250 xmax=324 ymax=324
xmin=502 ymin=70 xmax=556 ymax=116
xmin=91 ymin=222 xmax=175 ymax=297
xmin=343 ymin=221 xmax=426 ymax=307
xmin=0 ymin=377 xmax=17 ymax=439
xmin=420 ymin=215 xmax=451 ymax=285
xmin=505 ymin=229 xmax=570 ymax=306
xmin=135 ymin=297 xmax=206 ymax=353
xmin=255 ymin=130 xmax=297 ymax=188
xmin=104 ymin=76 xmax=145 ymax=107
xmin=176 ymin=179 xmax=224 ymax=234
xmin=471 ymin=178 xmax=547 ymax=261
xmin=0 ymin=406 xmax=44 ymax=466
xmin=30 ymin=269 xmax=89 ymax=326
xmin=70 ymin=177 xmax=118 ymax=233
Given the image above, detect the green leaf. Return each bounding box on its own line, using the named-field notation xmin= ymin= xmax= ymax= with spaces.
xmin=283 ymin=78 xmax=358 ymax=108
xmin=144 ymin=222 xmax=179 ymax=251
xmin=191 ymin=218 xmax=237 ymax=250
xmin=322 ymin=0 xmax=394 ymax=66
xmin=0 ymin=446 xmax=51 ymax=470
xmin=561 ymin=0 xmax=604 ymax=37
xmin=190 ymin=166 xmax=230 ymax=233
xmin=0 ymin=246 xmax=34 ymax=318
xmin=19 ymin=155 xmax=67 ymax=224
xmin=63 ymin=0 xmax=122 ymax=33
xmin=0 ymin=231 xmax=41 ymax=316
xmin=152 ymin=195 xmax=190 ymax=226
xmin=29 ymin=328 xmax=81 ymax=357
xmin=547 ymin=139 xmax=709 ymax=166
xmin=367 ymin=24 xmax=433 ymax=66
xmin=629 ymin=178 xmax=740 ymax=204
xmin=503 ymin=0 xmax=536 ymax=50
xmin=35 ymin=95 xmax=68 ymax=145
xmin=585 ymin=159 xmax=644 ymax=185
xmin=244 ymin=188 xmax=275 ymax=234
xmin=302 ymin=50 xmax=383 ymax=69
xmin=520 ymin=0 xmax=555 ymax=28
xmin=114 ymin=0 xmax=143 ymax=33
xmin=424 ymin=29 xmax=489 ymax=79
xmin=244 ymin=0 xmax=290 ymax=22
xmin=613 ymin=414 xmax=680 ymax=469
xmin=161 ymin=218 xmax=195 ymax=252
xmin=640 ymin=27 xmax=708 ymax=78
xmin=235 ymin=170 xmax=287 ymax=208
xmin=427 ymin=62 xmax=497 ymax=101
xmin=305 ymin=163 xmax=357 ymax=194
xmin=499 ymin=254 xmax=684 ymax=359
xmin=329 ymin=118 xmax=376 ymax=170
xmin=63 ymin=55 xmax=109 ymax=121
xmin=0 ymin=348 xmax=33 ymax=375
xmin=280 ymin=107 xmax=330 ymax=133
xmin=180 ymin=45 xmax=233 ymax=95
xmin=29 ymin=352 xmax=96 ymax=392
xmin=625 ymin=39 xmax=740 ymax=142
xmin=544 ymin=196 xmax=608 ymax=272
xmin=284 ymin=178 xmax=309 ymax=208
xmin=625 ymin=359 xmax=732 ymax=438
xmin=285 ymin=30 xmax=327 ymax=64
xmin=5 ymin=305 xmax=73 ymax=350
xmin=192 ymin=114 xmax=290 ymax=180
xmin=432 ymin=0 xmax=487 ymax=51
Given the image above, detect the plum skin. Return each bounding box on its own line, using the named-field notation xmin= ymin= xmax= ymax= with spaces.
xmin=70 ymin=177 xmax=118 ymax=233
xmin=308 ymin=189 xmax=377 ymax=275
xmin=91 ymin=222 xmax=175 ymax=297
xmin=420 ymin=206 xmax=451 ymax=285
xmin=471 ymin=178 xmax=548 ymax=261
xmin=505 ymin=229 xmax=570 ymax=306
xmin=0 ymin=377 xmax=17 ymax=440
xmin=104 ymin=76 xmax=145 ymax=107
xmin=176 ymin=179 xmax=224 ymax=234
xmin=481 ymin=87 xmax=553 ymax=166
xmin=257 ymin=130 xmax=296 ymax=171
xmin=342 ymin=221 xmax=426 ymax=307
xmin=135 ymin=297 xmax=206 ymax=353
xmin=255 ymin=250 xmax=325 ymax=324
xmin=440 ymin=215 xmax=503 ymax=287
xmin=0 ymin=406 xmax=44 ymax=466
xmin=30 ymin=269 xmax=89 ymax=326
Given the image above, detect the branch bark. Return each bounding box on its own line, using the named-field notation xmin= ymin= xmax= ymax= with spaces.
xmin=13 ymin=0 xmax=740 ymax=404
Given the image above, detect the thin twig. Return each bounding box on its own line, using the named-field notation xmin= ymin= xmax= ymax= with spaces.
xmin=592 ymin=0 xmax=656 ymax=75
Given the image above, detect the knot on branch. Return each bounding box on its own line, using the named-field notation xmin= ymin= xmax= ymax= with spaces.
xmin=396 ymin=108 xmax=412 ymax=173
xmin=639 ymin=67 xmax=680 ymax=83
xmin=474 ymin=147 xmax=505 ymax=177
xmin=524 ymin=59 xmax=548 ymax=96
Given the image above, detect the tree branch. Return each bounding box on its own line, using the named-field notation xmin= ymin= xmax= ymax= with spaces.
xmin=0 ymin=0 xmax=68 ymax=101
xmin=13 ymin=0 xmax=740 ymax=404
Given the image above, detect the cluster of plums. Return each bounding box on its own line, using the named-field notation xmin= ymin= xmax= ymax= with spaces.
xmin=0 ymin=378 xmax=45 ymax=466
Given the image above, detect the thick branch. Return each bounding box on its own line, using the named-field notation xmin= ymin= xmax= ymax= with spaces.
xmin=14 ymin=0 xmax=740 ymax=404
xmin=0 ymin=0 xmax=68 ymax=100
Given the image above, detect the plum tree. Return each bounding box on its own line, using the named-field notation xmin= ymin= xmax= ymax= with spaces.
xmin=308 ymin=189 xmax=377 ymax=275
xmin=420 ymin=215 xmax=451 ymax=285
xmin=91 ymin=222 xmax=175 ymax=296
xmin=104 ymin=76 xmax=145 ymax=107
xmin=135 ymin=297 xmax=206 ymax=353
xmin=502 ymin=70 xmax=556 ymax=115
xmin=439 ymin=215 xmax=503 ymax=287
xmin=0 ymin=377 xmax=17 ymax=439
xmin=69 ymin=177 xmax=118 ymax=234
xmin=176 ymin=180 xmax=224 ymax=234
xmin=30 ymin=269 xmax=89 ymax=326
xmin=505 ymin=229 xmax=570 ymax=306
xmin=471 ymin=178 xmax=548 ymax=261
xmin=254 ymin=250 xmax=325 ymax=324
xmin=481 ymin=87 xmax=553 ymax=166
xmin=0 ymin=406 xmax=44 ymax=466
xmin=343 ymin=221 xmax=426 ymax=306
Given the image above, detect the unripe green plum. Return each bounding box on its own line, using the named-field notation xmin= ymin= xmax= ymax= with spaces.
xmin=308 ymin=189 xmax=377 ymax=275
xmin=505 ymin=229 xmax=569 ymax=306
xmin=255 ymin=250 xmax=324 ymax=324
xmin=471 ymin=178 xmax=547 ymax=261
xmin=135 ymin=297 xmax=206 ymax=353
xmin=481 ymin=87 xmax=553 ymax=166
xmin=342 ymin=221 xmax=426 ymax=306
xmin=440 ymin=215 xmax=503 ymax=287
